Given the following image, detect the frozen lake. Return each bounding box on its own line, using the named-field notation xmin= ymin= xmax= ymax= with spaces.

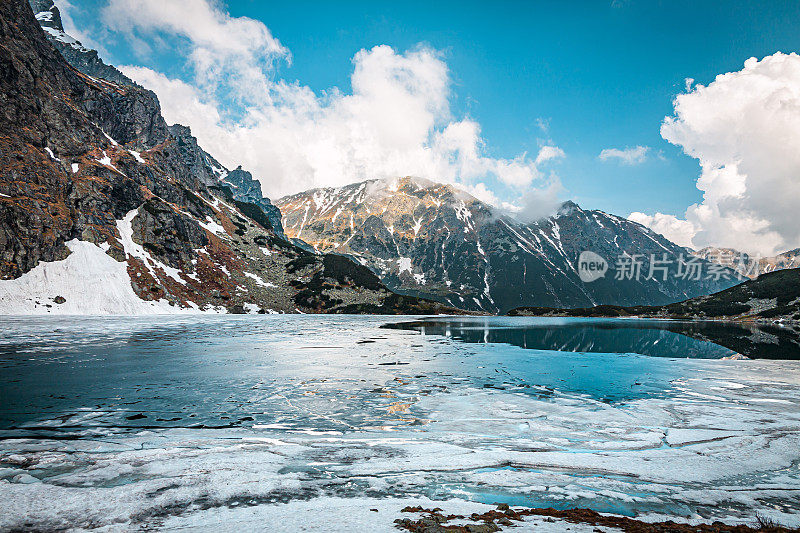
xmin=1 ymin=315 xmax=799 ymax=531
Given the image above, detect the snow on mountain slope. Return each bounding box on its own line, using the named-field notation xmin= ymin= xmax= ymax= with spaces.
xmin=0 ymin=240 xmax=207 ymax=315
xmin=277 ymin=177 xmax=741 ymax=312
xmin=693 ymin=246 xmax=800 ymax=279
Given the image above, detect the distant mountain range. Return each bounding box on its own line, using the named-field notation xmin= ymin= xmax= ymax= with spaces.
xmin=509 ymin=267 xmax=800 ymax=325
xmin=9 ymin=0 xmax=795 ymax=316
xmin=276 ymin=177 xmax=741 ymax=313
xmin=692 ymin=246 xmax=800 ymax=279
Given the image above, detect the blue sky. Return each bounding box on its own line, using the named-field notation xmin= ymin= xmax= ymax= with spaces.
xmin=59 ymin=0 xmax=800 ymax=253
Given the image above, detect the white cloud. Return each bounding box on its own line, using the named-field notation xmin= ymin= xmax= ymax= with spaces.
xmin=103 ymin=0 xmax=287 ymax=105
xmin=628 ymin=212 xmax=696 ymax=249
xmin=513 ymin=178 xmax=564 ymax=223
xmin=634 ymin=53 xmax=800 ymax=256
xmin=103 ymin=0 xmax=561 ymax=211
xmin=535 ymin=117 xmax=550 ymax=133
xmin=535 ymin=145 xmax=565 ymax=165
xmin=598 ymin=145 xmax=649 ymax=165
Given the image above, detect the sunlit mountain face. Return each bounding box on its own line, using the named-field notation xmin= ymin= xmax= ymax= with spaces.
xmin=277 ymin=177 xmax=740 ymax=313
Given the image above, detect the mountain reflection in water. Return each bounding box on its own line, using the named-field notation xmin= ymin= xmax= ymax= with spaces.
xmin=385 ymin=317 xmax=800 ymax=360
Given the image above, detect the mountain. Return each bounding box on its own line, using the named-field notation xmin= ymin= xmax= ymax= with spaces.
xmin=276 ymin=177 xmax=741 ymax=313
xmin=693 ymin=246 xmax=800 ymax=279
xmin=29 ymin=0 xmax=134 ymax=86
xmin=0 ymin=0 xmax=461 ymax=315
xmin=166 ymin=125 xmax=286 ymax=240
xmin=509 ymin=267 xmax=800 ymax=324
xmin=28 ymin=0 xmax=287 ymax=239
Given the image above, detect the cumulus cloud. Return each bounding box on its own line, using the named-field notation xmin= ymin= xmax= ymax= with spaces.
xmin=598 ymin=145 xmax=649 ymax=165
xmin=103 ymin=0 xmax=287 ymax=106
xmin=535 ymin=145 xmax=565 ymax=165
xmin=101 ymin=0 xmax=562 ymax=210
xmin=628 ymin=212 xmax=697 ymax=249
xmin=513 ymin=179 xmax=564 ymax=223
xmin=632 ymin=53 xmax=800 ymax=256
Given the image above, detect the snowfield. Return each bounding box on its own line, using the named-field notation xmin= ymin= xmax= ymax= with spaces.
xmin=0 ymin=239 xmax=198 ymax=315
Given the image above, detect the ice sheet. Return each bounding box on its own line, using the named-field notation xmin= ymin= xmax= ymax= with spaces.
xmin=0 ymin=315 xmax=798 ymax=530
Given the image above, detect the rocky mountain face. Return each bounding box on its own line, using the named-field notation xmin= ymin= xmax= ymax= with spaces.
xmin=165 ymin=125 xmax=286 ymax=239
xmin=218 ymin=166 xmax=285 ymax=239
xmin=28 ymin=0 xmax=286 ymax=240
xmin=276 ymin=177 xmax=741 ymax=313
xmin=693 ymin=246 xmax=800 ymax=279
xmin=29 ymin=0 xmax=134 ymax=86
xmin=0 ymin=0 xmax=458 ymax=315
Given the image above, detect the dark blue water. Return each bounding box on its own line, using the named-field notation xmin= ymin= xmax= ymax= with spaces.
xmin=0 ymin=315 xmax=738 ymax=435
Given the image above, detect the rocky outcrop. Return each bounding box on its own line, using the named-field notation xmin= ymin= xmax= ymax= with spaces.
xmin=395 ymin=504 xmax=799 ymax=533
xmin=220 ymin=166 xmax=285 ymax=239
xmin=29 ymin=0 xmax=287 ymax=246
xmin=29 ymin=0 xmax=134 ymax=86
xmin=0 ymin=0 xmax=460 ymax=315
xmin=166 ymin=124 xmax=285 ymax=239
xmin=276 ymin=177 xmax=741 ymax=313
xmin=167 ymin=124 xmax=225 ymax=187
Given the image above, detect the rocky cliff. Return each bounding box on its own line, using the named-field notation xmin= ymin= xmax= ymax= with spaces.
xmin=0 ymin=0 xmax=459 ymax=315
xmin=29 ymin=0 xmax=134 ymax=86
xmin=276 ymin=177 xmax=741 ymax=313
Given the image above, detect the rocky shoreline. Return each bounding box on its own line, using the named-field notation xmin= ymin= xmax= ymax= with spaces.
xmin=395 ymin=504 xmax=798 ymax=533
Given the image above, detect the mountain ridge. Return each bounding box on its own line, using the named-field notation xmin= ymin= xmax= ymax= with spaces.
xmin=692 ymin=246 xmax=800 ymax=279
xmin=276 ymin=177 xmax=741 ymax=313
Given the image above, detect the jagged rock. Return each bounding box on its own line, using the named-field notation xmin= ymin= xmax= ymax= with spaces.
xmin=168 ymin=124 xmax=225 ymax=187
xmin=221 ymin=165 xmax=285 ymax=239
xmin=29 ymin=0 xmax=134 ymax=86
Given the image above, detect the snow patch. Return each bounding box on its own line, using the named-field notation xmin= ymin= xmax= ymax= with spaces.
xmin=397 ymin=257 xmax=413 ymax=275
xmin=102 ymin=132 xmax=119 ymax=146
xmin=128 ymin=150 xmax=146 ymax=164
xmin=244 ymin=272 xmax=277 ymax=289
xmin=0 ymin=240 xmax=194 ymax=315
xmin=117 ymin=209 xmax=184 ymax=284
xmin=243 ymin=303 xmax=260 ymax=314
xmin=200 ymin=216 xmax=227 ymax=236
xmin=412 ymin=217 xmax=423 ymax=237
xmin=44 ymin=147 xmax=60 ymax=161
xmin=41 ymin=27 xmax=89 ymax=52
xmin=95 ymin=151 xmax=124 ymax=175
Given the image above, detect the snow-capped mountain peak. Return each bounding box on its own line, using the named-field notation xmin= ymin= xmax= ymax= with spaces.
xmin=277 ymin=178 xmax=740 ymax=313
